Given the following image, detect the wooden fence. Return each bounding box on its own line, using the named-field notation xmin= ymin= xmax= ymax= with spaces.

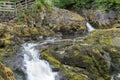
xmin=16 ymin=0 xmax=36 ymax=9
xmin=0 ymin=1 xmax=15 ymax=12
xmin=0 ymin=0 xmax=36 ymax=12
xmin=0 ymin=0 xmax=36 ymax=22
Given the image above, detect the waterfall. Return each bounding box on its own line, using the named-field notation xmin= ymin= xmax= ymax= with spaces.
xmin=21 ymin=43 xmax=58 ymax=80
xmin=86 ymin=22 xmax=95 ymax=32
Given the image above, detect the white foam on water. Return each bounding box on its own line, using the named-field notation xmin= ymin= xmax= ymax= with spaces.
xmin=86 ymin=22 xmax=95 ymax=32
xmin=22 ymin=43 xmax=58 ymax=80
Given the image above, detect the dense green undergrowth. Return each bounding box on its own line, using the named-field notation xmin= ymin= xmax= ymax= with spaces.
xmin=52 ymin=0 xmax=120 ymax=11
xmin=3 ymin=0 xmax=120 ymax=11
xmin=16 ymin=0 xmax=52 ymax=24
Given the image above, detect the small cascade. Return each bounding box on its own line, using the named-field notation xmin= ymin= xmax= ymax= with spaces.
xmin=21 ymin=43 xmax=58 ymax=80
xmin=86 ymin=22 xmax=95 ymax=32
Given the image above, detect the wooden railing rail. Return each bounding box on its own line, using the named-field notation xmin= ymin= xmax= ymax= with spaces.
xmin=0 ymin=1 xmax=15 ymax=12
xmin=0 ymin=0 xmax=36 ymax=22
xmin=0 ymin=0 xmax=36 ymax=12
xmin=16 ymin=0 xmax=36 ymax=9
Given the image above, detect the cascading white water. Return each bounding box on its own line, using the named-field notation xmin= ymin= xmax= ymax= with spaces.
xmin=21 ymin=43 xmax=58 ymax=80
xmin=86 ymin=22 xmax=95 ymax=32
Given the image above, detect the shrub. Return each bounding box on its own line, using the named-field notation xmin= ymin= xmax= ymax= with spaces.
xmin=52 ymin=0 xmax=120 ymax=11
xmin=35 ymin=0 xmax=43 ymax=9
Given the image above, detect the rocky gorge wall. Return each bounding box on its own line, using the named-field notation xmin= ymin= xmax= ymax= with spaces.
xmin=40 ymin=28 xmax=120 ymax=80
xmin=0 ymin=5 xmax=120 ymax=80
xmin=81 ymin=10 xmax=120 ymax=29
xmin=0 ymin=7 xmax=86 ymax=80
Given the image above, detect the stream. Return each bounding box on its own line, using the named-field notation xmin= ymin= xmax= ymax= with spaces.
xmin=86 ymin=22 xmax=95 ymax=32
xmin=15 ymin=22 xmax=96 ymax=80
xmin=21 ymin=43 xmax=58 ymax=80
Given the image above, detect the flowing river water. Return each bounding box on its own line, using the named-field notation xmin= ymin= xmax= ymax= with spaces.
xmin=21 ymin=43 xmax=58 ymax=80
xmin=86 ymin=22 xmax=95 ymax=32
xmin=16 ymin=22 xmax=119 ymax=80
xmin=19 ymin=22 xmax=95 ymax=80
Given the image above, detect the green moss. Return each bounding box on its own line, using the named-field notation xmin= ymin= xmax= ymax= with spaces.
xmin=41 ymin=51 xmax=61 ymax=68
xmin=0 ymin=49 xmax=6 ymax=58
xmin=61 ymin=66 xmax=88 ymax=80
xmin=0 ymin=75 xmax=4 ymax=80
xmin=74 ymin=50 xmax=80 ymax=56
xmin=41 ymin=50 xmax=88 ymax=80
xmin=30 ymin=27 xmax=39 ymax=35
xmin=92 ymin=48 xmax=100 ymax=54
xmin=97 ymin=77 xmax=104 ymax=80
xmin=85 ymin=29 xmax=120 ymax=46
xmin=0 ymin=62 xmax=15 ymax=80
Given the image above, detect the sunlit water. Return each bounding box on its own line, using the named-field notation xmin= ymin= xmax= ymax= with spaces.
xmin=21 ymin=43 xmax=58 ymax=80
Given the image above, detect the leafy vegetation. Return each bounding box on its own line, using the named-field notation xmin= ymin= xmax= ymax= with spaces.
xmin=52 ymin=0 xmax=120 ymax=11
xmin=16 ymin=0 xmax=53 ymax=25
xmin=35 ymin=0 xmax=52 ymax=9
xmin=35 ymin=0 xmax=43 ymax=9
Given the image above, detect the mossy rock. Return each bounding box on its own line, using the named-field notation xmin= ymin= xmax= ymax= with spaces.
xmin=0 ymin=61 xmax=15 ymax=80
xmin=41 ymin=50 xmax=88 ymax=80
xmin=60 ymin=65 xmax=88 ymax=80
xmin=41 ymin=50 xmax=61 ymax=68
xmin=62 ymin=45 xmax=110 ymax=80
xmin=41 ymin=29 xmax=120 ymax=80
xmin=82 ymin=10 xmax=119 ymax=29
xmin=44 ymin=7 xmax=86 ymax=34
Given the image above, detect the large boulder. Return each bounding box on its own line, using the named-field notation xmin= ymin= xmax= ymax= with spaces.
xmin=0 ymin=7 xmax=86 ymax=80
xmin=82 ymin=10 xmax=120 ymax=29
xmin=41 ymin=28 xmax=120 ymax=80
xmin=44 ymin=7 xmax=86 ymax=34
xmin=0 ymin=6 xmax=86 ymax=61
xmin=16 ymin=7 xmax=86 ymax=36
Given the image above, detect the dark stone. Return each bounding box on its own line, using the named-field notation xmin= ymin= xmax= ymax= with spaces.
xmin=52 ymin=68 xmax=60 ymax=72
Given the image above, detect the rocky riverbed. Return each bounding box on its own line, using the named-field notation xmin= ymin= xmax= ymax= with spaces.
xmin=0 ymin=6 xmax=120 ymax=80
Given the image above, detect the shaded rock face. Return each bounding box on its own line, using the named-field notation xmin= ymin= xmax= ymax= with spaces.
xmin=81 ymin=10 xmax=120 ymax=29
xmin=0 ymin=62 xmax=15 ymax=80
xmin=41 ymin=29 xmax=120 ymax=80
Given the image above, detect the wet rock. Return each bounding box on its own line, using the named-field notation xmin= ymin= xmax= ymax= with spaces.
xmin=41 ymin=50 xmax=88 ymax=80
xmin=52 ymin=67 xmax=60 ymax=72
xmin=41 ymin=29 xmax=120 ymax=80
xmin=82 ymin=10 xmax=119 ymax=29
